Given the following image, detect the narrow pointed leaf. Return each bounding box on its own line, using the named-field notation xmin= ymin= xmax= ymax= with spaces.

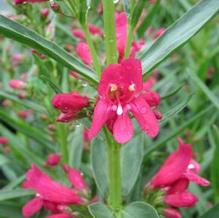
xmin=138 ymin=0 xmax=219 ymax=75
xmin=0 ymin=15 xmax=98 ymax=85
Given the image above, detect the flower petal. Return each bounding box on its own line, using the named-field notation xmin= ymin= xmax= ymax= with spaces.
xmin=23 ymin=164 xmax=82 ymax=204
xmin=115 ymin=12 xmax=127 ymax=59
xmin=46 ymin=213 xmax=72 ymax=218
xmin=165 ymin=192 xmax=198 ymax=208
xmin=184 ymin=171 xmax=210 ymax=187
xmin=76 ymin=42 xmax=92 ymax=65
xmin=164 ymin=208 xmax=182 ymax=218
xmin=113 ymin=112 xmax=133 ymax=144
xmin=87 ymin=99 xmax=110 ymax=140
xmin=167 ymin=178 xmax=189 ymax=194
xmin=121 ymin=58 xmax=143 ymax=91
xmin=22 ymin=197 xmax=43 ymax=218
xmin=151 ymin=142 xmax=192 ymax=187
xmin=130 ymin=96 xmax=159 ymax=137
xmin=63 ymin=165 xmax=88 ymax=191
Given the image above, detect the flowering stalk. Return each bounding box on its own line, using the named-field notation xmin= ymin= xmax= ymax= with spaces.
xmin=104 ymin=128 xmax=122 ymax=217
xmin=102 ymin=0 xmax=118 ymax=64
xmin=81 ymin=24 xmax=101 ymax=75
xmin=57 ymin=124 xmax=68 ymax=163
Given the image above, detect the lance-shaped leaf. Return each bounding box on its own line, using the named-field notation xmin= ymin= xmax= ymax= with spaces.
xmin=138 ymin=0 xmax=219 ymax=75
xmin=0 ymin=15 xmax=98 ymax=85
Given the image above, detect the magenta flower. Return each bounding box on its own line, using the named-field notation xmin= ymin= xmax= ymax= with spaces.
xmin=72 ymin=29 xmax=85 ymax=40
xmin=22 ymin=164 xmax=83 ymax=217
xmin=45 ymin=153 xmax=61 ymax=167
xmin=9 ymin=79 xmax=26 ymax=90
xmin=75 ymin=42 xmax=92 ymax=65
xmin=63 ymin=165 xmax=88 ymax=192
xmin=72 ymin=24 xmax=102 ymax=40
xmin=86 ymin=58 xmax=160 ymax=144
xmin=46 ymin=214 xmax=73 ymax=218
xmin=148 ymin=139 xmax=210 ymax=218
xmin=115 ymin=12 xmax=144 ymax=61
xmin=0 ymin=137 xmax=8 ymax=145
xmin=52 ymin=92 xmax=89 ymax=122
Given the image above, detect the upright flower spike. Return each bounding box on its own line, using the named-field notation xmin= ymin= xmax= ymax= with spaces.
xmin=146 ymin=139 xmax=210 ymax=218
xmin=52 ymin=92 xmax=89 ymax=122
xmin=87 ymin=58 xmax=160 ymax=144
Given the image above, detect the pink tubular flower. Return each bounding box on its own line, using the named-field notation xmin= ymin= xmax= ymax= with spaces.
xmin=46 ymin=214 xmax=73 ymax=218
xmin=88 ymin=24 xmax=103 ymax=37
xmin=115 ymin=12 xmax=128 ymax=60
xmin=23 ymin=164 xmax=82 ymax=204
xmin=17 ymin=109 xmax=33 ymax=120
xmin=63 ymin=165 xmax=88 ymax=191
xmin=115 ymin=12 xmax=144 ymax=61
xmin=155 ymin=28 xmax=166 ymax=38
xmin=86 ymin=58 xmax=160 ymax=144
xmin=0 ymin=137 xmax=8 ymax=145
xmin=75 ymin=42 xmax=92 ymax=65
xmin=72 ymin=29 xmax=85 ymax=40
xmin=9 ymin=79 xmax=26 ymax=90
xmin=22 ymin=164 xmax=83 ymax=217
xmin=164 ymin=208 xmax=181 ymax=218
xmin=148 ymin=139 xmax=210 ymax=218
xmin=45 ymin=153 xmax=61 ymax=167
xmin=52 ymin=92 xmax=89 ymax=122
xmin=72 ymin=24 xmax=102 ymax=40
xmin=40 ymin=8 xmax=50 ymax=18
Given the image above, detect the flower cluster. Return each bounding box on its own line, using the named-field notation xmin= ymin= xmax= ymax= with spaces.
xmin=145 ymin=139 xmax=210 ymax=218
xmin=22 ymin=163 xmax=89 ymax=218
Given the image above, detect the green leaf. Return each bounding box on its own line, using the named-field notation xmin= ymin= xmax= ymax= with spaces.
xmin=145 ymin=104 xmax=213 ymax=156
xmin=91 ymin=137 xmax=108 ymax=197
xmin=0 ymin=15 xmax=98 ymax=85
xmin=138 ymin=0 xmax=219 ymax=75
xmin=0 ymin=204 xmax=23 ymax=218
xmin=210 ymin=126 xmax=219 ymax=201
xmin=0 ymin=154 xmax=9 ymax=166
xmin=121 ymin=136 xmax=144 ymax=196
xmin=0 ymin=90 xmax=46 ymax=113
xmin=88 ymin=203 xmax=114 ymax=218
xmin=68 ymin=126 xmax=84 ymax=168
xmin=189 ymin=70 xmax=219 ymax=110
xmin=161 ymin=93 xmax=192 ymax=123
xmin=137 ymin=0 xmax=161 ymax=37
xmin=0 ymin=110 xmax=54 ymax=150
xmin=200 ymin=204 xmax=219 ymax=218
xmin=0 ymin=189 xmax=34 ymax=201
xmin=122 ymin=202 xmax=159 ymax=218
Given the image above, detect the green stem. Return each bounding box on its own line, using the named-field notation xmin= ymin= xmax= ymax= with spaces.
xmin=57 ymin=124 xmax=68 ymax=163
xmin=82 ymin=24 xmax=101 ymax=76
xmin=104 ymin=128 xmax=122 ymax=216
xmin=124 ymin=24 xmax=133 ymax=58
xmin=102 ymin=0 xmax=118 ymax=64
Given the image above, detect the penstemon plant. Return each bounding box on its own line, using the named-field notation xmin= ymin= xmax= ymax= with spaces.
xmin=0 ymin=0 xmax=219 ymax=218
